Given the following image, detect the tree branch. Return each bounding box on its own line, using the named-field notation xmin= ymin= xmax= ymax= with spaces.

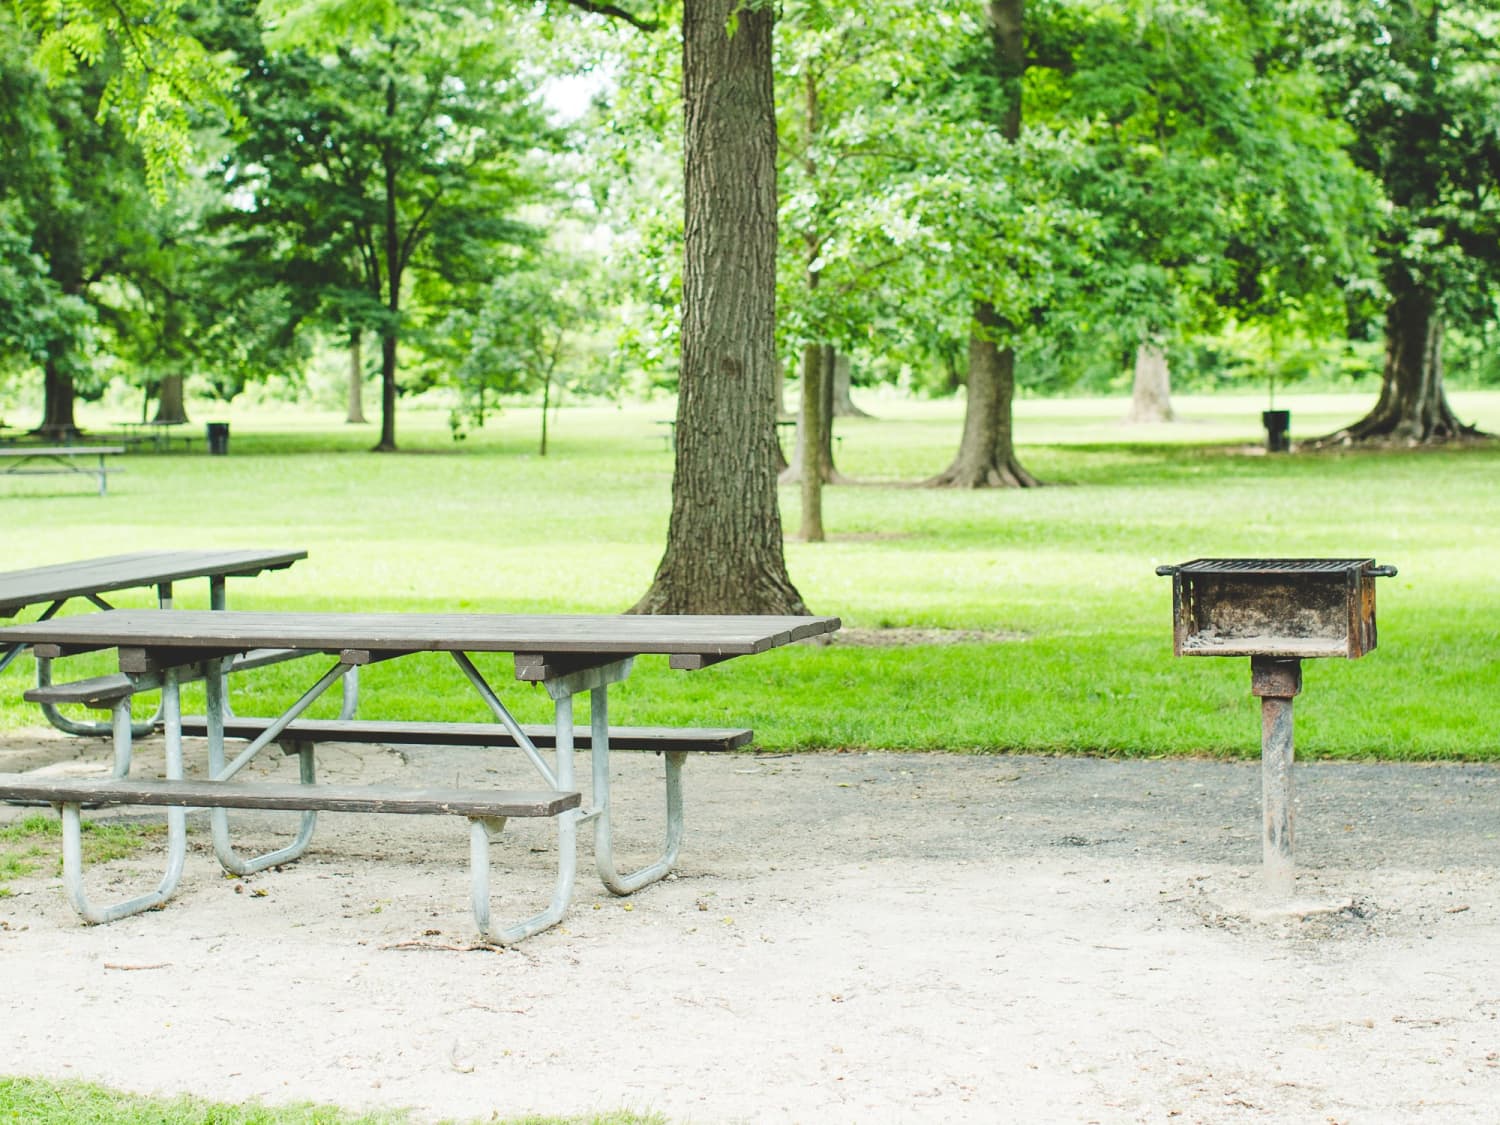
xmin=554 ymin=0 xmax=660 ymax=33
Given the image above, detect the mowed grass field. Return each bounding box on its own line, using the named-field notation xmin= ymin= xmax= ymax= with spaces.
xmin=2 ymin=388 xmax=1497 ymax=760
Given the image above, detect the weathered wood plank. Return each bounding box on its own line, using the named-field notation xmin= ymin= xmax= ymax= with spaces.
xmin=176 ymin=716 xmax=752 ymax=752
xmin=24 ymin=673 xmax=134 ymax=706
xmin=0 ymin=774 xmax=580 ymax=818
xmin=0 ymin=609 xmax=842 ymax=657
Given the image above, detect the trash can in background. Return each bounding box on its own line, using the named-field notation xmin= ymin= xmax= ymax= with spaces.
xmin=1261 ymin=410 xmax=1290 ymax=453
xmin=206 ymin=422 xmax=230 ymax=455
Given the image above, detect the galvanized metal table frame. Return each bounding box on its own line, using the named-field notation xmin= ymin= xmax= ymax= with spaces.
xmin=0 ymin=609 xmax=839 ymax=942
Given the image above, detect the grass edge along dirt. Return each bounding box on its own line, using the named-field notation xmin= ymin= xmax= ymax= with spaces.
xmin=0 ymin=815 xmax=159 ymax=897
xmin=0 ymin=1077 xmax=665 ymax=1125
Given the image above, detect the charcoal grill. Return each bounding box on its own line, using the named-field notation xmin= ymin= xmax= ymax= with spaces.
xmin=1156 ymin=558 xmax=1398 ymax=895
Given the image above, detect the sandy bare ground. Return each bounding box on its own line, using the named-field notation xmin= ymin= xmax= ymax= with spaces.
xmin=2 ymin=729 xmax=1499 ymax=1124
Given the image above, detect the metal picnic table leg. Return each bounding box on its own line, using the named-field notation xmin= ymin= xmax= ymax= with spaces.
xmin=207 ymin=656 xmax=339 ymax=875
xmin=471 ymin=691 xmax=579 ymax=944
xmin=60 ymin=668 xmax=188 ymax=924
xmin=588 ymin=685 xmax=685 ymax=896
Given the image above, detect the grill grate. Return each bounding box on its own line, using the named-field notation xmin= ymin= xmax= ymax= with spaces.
xmin=1166 ymin=558 xmax=1373 ymax=576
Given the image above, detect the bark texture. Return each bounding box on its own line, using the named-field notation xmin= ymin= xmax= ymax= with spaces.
xmin=1126 ymin=340 xmax=1174 ymax=423
xmin=1318 ymin=286 xmax=1477 ymax=445
xmin=631 ymin=0 xmax=807 ymax=615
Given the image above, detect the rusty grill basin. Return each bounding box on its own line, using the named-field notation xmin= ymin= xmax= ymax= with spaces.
xmin=1156 ymin=558 xmax=1398 ymax=659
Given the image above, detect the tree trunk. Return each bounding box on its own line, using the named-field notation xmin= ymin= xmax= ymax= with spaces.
xmin=798 ymin=343 xmax=825 ymax=541
xmin=347 ymin=329 xmax=368 ymax=424
xmin=372 ymin=76 xmax=401 ymax=454
xmin=630 ymin=0 xmax=807 ymax=616
xmin=1319 ymin=286 xmax=1475 ymax=445
xmin=831 ymin=352 xmax=871 ymax=417
xmin=1126 ymin=339 xmax=1174 ymax=423
xmin=36 ymin=354 xmax=81 ymax=440
xmin=819 ymin=343 xmax=837 ymax=476
xmin=374 ymin=331 xmax=398 ymax=452
xmin=927 ymin=301 xmax=1039 ymax=487
xmin=153 ymin=374 xmax=188 ymax=424
xmin=780 ymin=343 xmax=847 ymax=488
xmin=540 ymin=370 xmax=552 ymax=457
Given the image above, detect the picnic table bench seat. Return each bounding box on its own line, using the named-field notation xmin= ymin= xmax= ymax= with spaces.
xmin=22 ymin=648 xmax=343 ymax=709
xmin=0 ymin=770 xmax=582 ymax=942
xmin=173 ymin=715 xmax=753 ymax=754
xmin=0 ymin=774 xmax=577 ymax=818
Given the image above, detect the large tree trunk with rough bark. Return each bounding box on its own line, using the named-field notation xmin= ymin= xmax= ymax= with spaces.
xmin=1126 ymin=339 xmax=1174 ymax=423
xmin=36 ymin=354 xmax=81 ymax=440
xmin=1319 ymin=285 xmax=1476 ymax=445
xmin=347 ymin=329 xmax=368 ymax=424
xmin=928 ymin=301 xmax=1038 ymax=487
xmin=153 ymin=374 xmax=189 ymax=424
xmin=631 ymin=0 xmax=806 ymax=615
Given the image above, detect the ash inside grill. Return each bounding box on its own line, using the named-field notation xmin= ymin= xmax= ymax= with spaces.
xmin=1156 ymin=558 xmax=1396 ymax=659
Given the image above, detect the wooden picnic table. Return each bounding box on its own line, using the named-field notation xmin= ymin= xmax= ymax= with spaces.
xmin=0 ymin=445 xmax=124 ymax=496
xmin=0 ymin=608 xmax=840 ymax=942
xmin=0 ymin=549 xmax=311 ymax=734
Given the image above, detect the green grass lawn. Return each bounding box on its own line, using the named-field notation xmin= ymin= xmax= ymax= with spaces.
xmin=2 ymin=388 xmax=1497 ymax=760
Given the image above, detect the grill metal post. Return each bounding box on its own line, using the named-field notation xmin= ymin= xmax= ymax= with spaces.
xmin=1158 ymin=558 xmax=1395 ymax=899
xmin=1251 ymin=656 xmax=1302 ymax=897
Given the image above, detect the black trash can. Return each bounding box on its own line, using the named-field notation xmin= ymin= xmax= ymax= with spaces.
xmin=1262 ymin=409 xmax=1290 ymax=453
xmin=206 ymin=422 xmax=230 ymax=455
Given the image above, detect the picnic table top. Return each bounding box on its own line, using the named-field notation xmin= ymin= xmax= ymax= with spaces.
xmin=0 ymin=549 xmax=307 ymax=618
xmin=0 ymin=607 xmax=841 ymax=660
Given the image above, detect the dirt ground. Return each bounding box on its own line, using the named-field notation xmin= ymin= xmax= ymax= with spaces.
xmin=2 ymin=729 xmax=1498 ymax=1124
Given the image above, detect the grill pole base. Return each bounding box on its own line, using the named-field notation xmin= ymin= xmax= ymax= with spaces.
xmin=1251 ymin=656 xmax=1302 ymax=898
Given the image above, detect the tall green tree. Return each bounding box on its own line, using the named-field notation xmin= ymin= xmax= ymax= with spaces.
xmin=1299 ymin=0 xmax=1500 ymax=443
xmin=0 ymin=23 xmax=161 ymax=436
xmin=238 ymin=0 xmax=553 ymax=451
xmin=1025 ymin=0 xmax=1371 ymax=428
xmin=929 ymin=0 xmax=1043 ymax=487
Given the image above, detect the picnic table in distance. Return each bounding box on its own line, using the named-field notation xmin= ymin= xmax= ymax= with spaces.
xmin=115 ymin=420 xmax=198 ymax=452
xmin=0 ymin=445 xmax=124 ymax=496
